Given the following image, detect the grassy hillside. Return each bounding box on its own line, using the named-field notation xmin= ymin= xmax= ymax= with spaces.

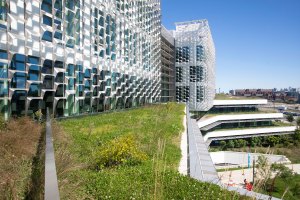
xmin=55 ymin=103 xmax=249 ymax=199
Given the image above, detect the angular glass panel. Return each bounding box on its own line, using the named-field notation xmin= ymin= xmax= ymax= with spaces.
xmin=11 ymin=54 xmax=26 ymax=71
xmin=11 ymin=72 xmax=26 ymax=88
xmin=0 ymin=62 xmax=7 ymax=78
xmin=67 ymin=64 xmax=75 ymax=76
xmin=41 ymin=0 xmax=52 ymax=14
xmin=42 ymin=59 xmax=53 ymax=74
xmin=43 ymin=15 xmax=52 ymax=26
xmin=84 ymin=69 xmax=91 ymax=78
xmin=68 ymin=78 xmax=75 ymax=90
xmin=0 ymin=49 xmax=7 ymax=59
xmin=42 ymin=31 xmax=52 ymax=42
xmin=0 ymin=80 xmax=8 ymax=97
xmin=66 ymin=0 xmax=75 ymax=10
xmin=54 ymin=31 xmax=62 ymax=40
xmin=28 ymin=65 xmax=40 ymax=81
xmin=28 ymin=83 xmax=41 ymax=97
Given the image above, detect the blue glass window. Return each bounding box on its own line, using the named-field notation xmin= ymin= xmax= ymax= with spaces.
xmin=0 ymin=62 xmax=7 ymax=78
xmin=43 ymin=15 xmax=52 ymax=26
xmin=99 ymin=17 xmax=104 ymax=27
xmin=11 ymin=72 xmax=26 ymax=88
xmin=54 ymin=31 xmax=62 ymax=40
xmin=55 ymin=85 xmax=65 ymax=97
xmin=92 ymin=75 xmax=98 ymax=85
xmin=67 ymin=64 xmax=75 ymax=76
xmin=92 ymin=68 xmax=97 ymax=74
xmin=77 ymin=85 xmax=83 ymax=96
xmin=0 ymin=0 xmax=8 ymax=22
xmin=54 ymin=0 xmax=62 ymax=10
xmin=84 ymin=80 xmax=91 ymax=91
xmin=28 ymin=83 xmax=41 ymax=97
xmin=66 ymin=23 xmax=74 ymax=36
xmin=99 ymin=50 xmax=104 ymax=58
xmin=28 ymin=65 xmax=40 ymax=81
xmin=42 ymin=76 xmax=53 ymax=89
xmin=66 ymin=10 xmax=74 ymax=23
xmin=11 ymin=54 xmax=26 ymax=71
xmin=66 ymin=39 xmax=75 ymax=48
xmin=75 ymin=64 xmax=83 ymax=71
xmin=55 ymin=72 xmax=64 ymax=83
xmin=55 ymin=61 xmax=64 ymax=68
xmin=54 ymin=19 xmax=62 ymax=30
xmin=105 ymin=88 xmax=111 ymax=96
xmin=0 ymin=49 xmax=7 ymax=59
xmin=27 ymin=56 xmax=39 ymax=64
xmin=93 ymin=87 xmax=98 ymax=96
xmin=76 ymin=72 xmax=83 ymax=84
xmin=42 ymin=59 xmax=53 ymax=74
xmin=41 ymin=0 xmax=52 ymax=14
xmin=66 ymin=0 xmax=75 ymax=10
xmin=196 ymin=45 xmax=204 ymax=61
xmin=84 ymin=69 xmax=91 ymax=78
xmin=75 ymin=9 xmax=80 ymax=20
xmin=42 ymin=31 xmax=52 ymax=42
xmin=94 ymin=8 xmax=98 ymax=18
xmin=68 ymin=78 xmax=75 ymax=90
xmin=0 ymin=80 xmax=8 ymax=97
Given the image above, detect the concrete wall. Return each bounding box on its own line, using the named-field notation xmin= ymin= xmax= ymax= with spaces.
xmin=210 ymin=151 xmax=290 ymax=169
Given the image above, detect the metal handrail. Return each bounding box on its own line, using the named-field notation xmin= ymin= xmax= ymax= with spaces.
xmin=45 ymin=108 xmax=60 ymax=200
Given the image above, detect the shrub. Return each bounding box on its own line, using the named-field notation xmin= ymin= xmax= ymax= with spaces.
xmin=94 ymin=134 xmax=147 ymax=169
xmin=226 ymin=140 xmax=235 ymax=148
xmin=286 ymin=114 xmax=294 ymax=123
xmin=271 ymin=163 xmax=293 ymax=179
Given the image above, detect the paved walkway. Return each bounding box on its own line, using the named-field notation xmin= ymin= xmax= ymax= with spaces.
xmin=218 ymin=164 xmax=300 ymax=188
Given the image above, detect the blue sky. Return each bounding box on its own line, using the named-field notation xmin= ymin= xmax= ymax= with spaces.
xmin=162 ymin=0 xmax=300 ymax=92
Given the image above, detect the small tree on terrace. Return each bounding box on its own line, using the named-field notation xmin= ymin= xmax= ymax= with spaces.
xmin=286 ymin=114 xmax=294 ymax=123
xmin=296 ymin=117 xmax=300 ymax=129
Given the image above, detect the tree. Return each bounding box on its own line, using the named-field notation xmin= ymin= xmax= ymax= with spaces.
xmin=219 ymin=141 xmax=227 ymax=150
xmin=266 ymin=136 xmax=280 ymax=147
xmin=234 ymin=139 xmax=247 ymax=148
xmin=296 ymin=117 xmax=300 ymax=129
xmin=286 ymin=114 xmax=294 ymax=123
xmin=271 ymin=163 xmax=293 ymax=179
xmin=250 ymin=137 xmax=262 ymax=147
xmin=294 ymin=129 xmax=300 ymax=145
xmin=226 ymin=140 xmax=235 ymax=148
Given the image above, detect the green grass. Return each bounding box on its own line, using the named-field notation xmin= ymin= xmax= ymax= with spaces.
xmin=54 ymin=103 xmax=249 ymax=199
xmin=215 ymin=94 xmax=263 ymax=100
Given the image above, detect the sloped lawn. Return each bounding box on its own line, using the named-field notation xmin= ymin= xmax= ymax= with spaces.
xmin=54 ymin=103 xmax=249 ymax=199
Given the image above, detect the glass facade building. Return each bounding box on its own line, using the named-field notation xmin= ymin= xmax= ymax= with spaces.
xmin=161 ymin=26 xmax=175 ymax=102
xmin=174 ymin=20 xmax=215 ymax=111
xmin=0 ymin=0 xmax=161 ymax=119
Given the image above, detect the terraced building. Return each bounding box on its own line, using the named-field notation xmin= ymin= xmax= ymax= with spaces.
xmin=0 ymin=0 xmax=161 ymax=119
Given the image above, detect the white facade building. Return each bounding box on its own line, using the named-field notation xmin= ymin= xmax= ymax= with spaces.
xmin=0 ymin=0 xmax=161 ymax=118
xmin=174 ymin=20 xmax=215 ymax=111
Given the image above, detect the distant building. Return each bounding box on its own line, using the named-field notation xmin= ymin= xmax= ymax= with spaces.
xmin=234 ymin=88 xmax=300 ymax=103
xmin=235 ymin=89 xmax=273 ymax=99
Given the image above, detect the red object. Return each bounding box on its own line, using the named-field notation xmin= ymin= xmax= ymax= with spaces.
xmin=246 ymin=183 xmax=253 ymax=191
